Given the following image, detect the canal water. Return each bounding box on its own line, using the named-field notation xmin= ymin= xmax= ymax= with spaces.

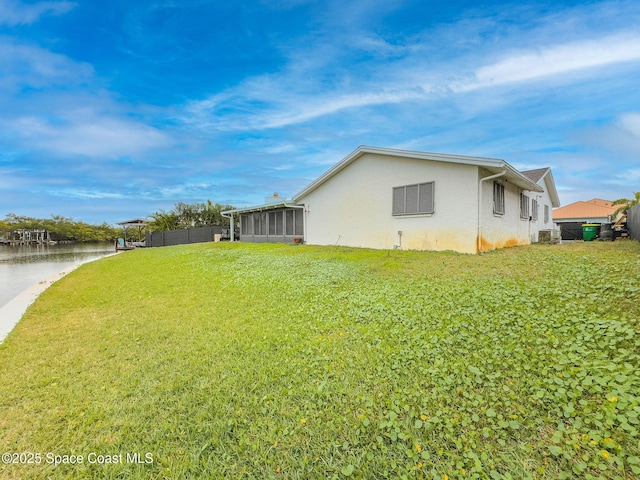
xmin=0 ymin=243 xmax=115 ymax=310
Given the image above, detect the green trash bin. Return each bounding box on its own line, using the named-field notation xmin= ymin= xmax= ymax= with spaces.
xmin=582 ymin=224 xmax=598 ymax=241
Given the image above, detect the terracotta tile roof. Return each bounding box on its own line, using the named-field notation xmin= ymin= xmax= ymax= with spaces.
xmin=553 ymin=199 xmax=617 ymax=220
xmin=585 ymin=198 xmax=613 ymax=207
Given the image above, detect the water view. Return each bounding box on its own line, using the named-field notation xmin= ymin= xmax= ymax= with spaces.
xmin=0 ymin=243 xmax=115 ymax=310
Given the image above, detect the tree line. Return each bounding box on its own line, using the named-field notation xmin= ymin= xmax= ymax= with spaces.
xmin=148 ymin=200 xmax=236 ymax=231
xmin=0 ymin=214 xmax=120 ymax=243
xmin=1 ymin=201 xmax=238 ymax=243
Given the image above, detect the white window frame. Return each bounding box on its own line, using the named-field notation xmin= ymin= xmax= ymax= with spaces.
xmin=520 ymin=193 xmax=530 ymax=220
xmin=493 ymin=182 xmax=505 ymax=215
xmin=544 ymin=205 xmax=550 ymax=224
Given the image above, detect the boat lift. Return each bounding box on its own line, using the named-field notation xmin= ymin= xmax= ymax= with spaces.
xmin=116 ymin=219 xmax=148 ymax=251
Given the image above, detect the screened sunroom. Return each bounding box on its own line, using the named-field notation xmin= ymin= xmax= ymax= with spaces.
xmin=222 ymin=196 xmax=305 ymax=244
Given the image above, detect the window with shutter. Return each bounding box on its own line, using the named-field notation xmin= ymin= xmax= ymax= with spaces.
xmin=392 ymin=187 xmax=405 ymax=215
xmin=419 ymin=182 xmax=434 ymax=214
xmin=392 ymin=182 xmax=435 ymax=216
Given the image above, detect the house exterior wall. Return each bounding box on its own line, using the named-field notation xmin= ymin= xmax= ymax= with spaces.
xmin=297 ymin=153 xmax=481 ymax=253
xmin=478 ymin=169 xmax=529 ymax=251
xmin=478 ymin=169 xmax=554 ymax=251
xmin=535 ymin=175 xmax=557 ymax=235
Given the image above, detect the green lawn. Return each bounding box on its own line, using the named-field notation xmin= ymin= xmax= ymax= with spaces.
xmin=1 ymin=241 xmax=639 ymax=479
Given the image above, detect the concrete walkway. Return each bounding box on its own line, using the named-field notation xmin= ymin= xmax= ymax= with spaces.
xmin=0 ymin=254 xmax=117 ymax=344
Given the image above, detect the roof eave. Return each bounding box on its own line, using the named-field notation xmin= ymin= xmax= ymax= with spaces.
xmin=117 ymin=219 xmax=149 ymax=226
xmin=553 ymin=216 xmax=612 ymax=222
xmin=222 ymin=202 xmax=297 ymax=215
xmin=500 ymin=164 xmax=545 ymax=192
xmin=293 ymin=145 xmax=544 ymax=201
xmin=538 ymin=168 xmax=561 ymax=207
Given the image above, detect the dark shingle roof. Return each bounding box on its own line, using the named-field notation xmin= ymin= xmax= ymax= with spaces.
xmin=520 ymin=167 xmax=549 ymax=183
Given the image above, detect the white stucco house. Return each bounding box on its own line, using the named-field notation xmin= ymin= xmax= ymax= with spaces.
xmin=223 ymin=146 xmax=560 ymax=254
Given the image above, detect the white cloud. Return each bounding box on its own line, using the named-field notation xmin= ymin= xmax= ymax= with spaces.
xmin=7 ymin=113 xmax=171 ymax=158
xmin=0 ymin=40 xmax=94 ymax=90
xmin=619 ymin=112 xmax=640 ymax=139
xmin=0 ymin=0 xmax=76 ymax=26
xmin=458 ymin=34 xmax=640 ymax=91
xmin=244 ymin=88 xmax=425 ymax=130
xmin=573 ymin=111 xmax=640 ymax=159
xmin=0 ymin=39 xmax=174 ymax=159
xmin=158 ymin=183 xmax=218 ymax=199
xmin=353 ymin=35 xmax=405 ymax=57
xmin=180 ymin=12 xmax=640 ymax=133
xmin=181 ymin=71 xmax=428 ymax=131
xmin=262 ymin=144 xmax=298 ymax=155
xmin=617 ymin=168 xmax=640 ymax=182
xmin=51 ymin=189 xmax=127 ymax=200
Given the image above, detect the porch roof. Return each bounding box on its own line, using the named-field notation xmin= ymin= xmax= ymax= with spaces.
xmin=222 ymin=202 xmax=302 ymax=215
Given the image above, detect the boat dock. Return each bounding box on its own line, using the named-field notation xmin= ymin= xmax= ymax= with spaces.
xmin=0 ymin=229 xmax=54 ymax=246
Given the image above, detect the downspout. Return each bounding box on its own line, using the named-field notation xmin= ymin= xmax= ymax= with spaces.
xmin=477 ymin=170 xmax=506 ymax=253
xmin=534 ymin=194 xmax=542 ymax=242
xmin=284 ymin=203 xmax=306 ymax=243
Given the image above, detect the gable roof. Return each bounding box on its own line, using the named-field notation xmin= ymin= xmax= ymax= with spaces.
xmin=520 ymin=167 xmax=561 ymax=208
xmin=293 ymin=145 xmax=544 ymax=201
xmin=553 ymin=200 xmax=616 ymax=220
xmin=520 ymin=168 xmax=549 ymax=183
xmin=585 ymin=198 xmax=613 ymax=207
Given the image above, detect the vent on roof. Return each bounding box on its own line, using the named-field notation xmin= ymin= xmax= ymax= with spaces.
xmin=264 ymin=192 xmax=286 ymax=204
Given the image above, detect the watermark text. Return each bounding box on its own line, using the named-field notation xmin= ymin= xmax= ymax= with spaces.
xmin=2 ymin=452 xmax=153 ymax=466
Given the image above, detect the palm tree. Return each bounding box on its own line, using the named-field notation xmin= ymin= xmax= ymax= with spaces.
xmin=612 ymin=192 xmax=640 ymax=218
xmin=149 ymin=210 xmax=179 ymax=231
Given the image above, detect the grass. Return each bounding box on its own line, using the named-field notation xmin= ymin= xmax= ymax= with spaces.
xmin=0 ymin=240 xmax=639 ymax=479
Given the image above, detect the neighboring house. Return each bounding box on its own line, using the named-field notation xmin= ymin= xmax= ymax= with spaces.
xmin=552 ymin=199 xmax=618 ymax=240
xmin=223 ymin=146 xmax=560 ymax=254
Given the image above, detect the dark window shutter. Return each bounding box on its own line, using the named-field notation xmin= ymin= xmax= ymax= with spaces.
xmin=419 ymin=182 xmax=434 ymax=213
xmin=392 ymin=187 xmax=405 ymax=215
xmin=405 ymin=185 xmax=419 ymax=214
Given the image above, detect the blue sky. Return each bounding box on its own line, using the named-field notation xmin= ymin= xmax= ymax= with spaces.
xmin=1 ymin=0 xmax=639 ymax=224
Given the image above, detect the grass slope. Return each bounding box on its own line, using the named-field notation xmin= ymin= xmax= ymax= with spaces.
xmin=1 ymin=241 xmax=639 ymax=479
